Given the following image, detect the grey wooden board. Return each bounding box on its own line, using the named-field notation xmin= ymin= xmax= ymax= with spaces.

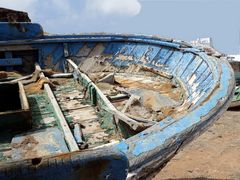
xmin=67 ymin=107 xmax=98 ymax=122
xmin=11 ymin=127 xmax=69 ymax=160
xmin=59 ymin=101 xmax=91 ymax=111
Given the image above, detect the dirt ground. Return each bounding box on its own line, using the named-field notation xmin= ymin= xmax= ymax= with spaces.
xmin=153 ymin=110 xmax=240 ymax=180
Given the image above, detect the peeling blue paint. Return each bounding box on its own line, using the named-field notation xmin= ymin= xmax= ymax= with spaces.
xmin=130 ymin=63 xmax=232 ymax=156
xmin=116 ymin=141 xmax=129 ymax=154
xmin=0 ymin=23 xmax=43 ymax=41
xmin=0 ymin=58 xmax=22 ymax=66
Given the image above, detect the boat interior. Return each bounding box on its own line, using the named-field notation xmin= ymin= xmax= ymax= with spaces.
xmin=0 ymin=38 xmax=220 ymax=165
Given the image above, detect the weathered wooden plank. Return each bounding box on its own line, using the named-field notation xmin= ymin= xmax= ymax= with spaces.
xmin=0 ymin=58 xmax=22 ymax=66
xmin=35 ymin=64 xmax=79 ymax=151
xmin=18 ymin=82 xmax=29 ymax=110
xmin=121 ymin=95 xmax=140 ymax=113
xmin=11 ymin=127 xmax=69 ymax=160
xmin=10 ymin=74 xmax=32 ymax=83
xmin=47 ymin=73 xmax=73 ymax=78
xmin=60 ymin=103 xmax=91 ymax=111
xmin=67 ymin=107 xmax=98 ymax=122
xmin=44 ymin=84 xmax=79 ymax=151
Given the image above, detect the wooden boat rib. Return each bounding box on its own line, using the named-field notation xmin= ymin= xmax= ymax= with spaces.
xmin=0 ymin=22 xmax=235 ymax=179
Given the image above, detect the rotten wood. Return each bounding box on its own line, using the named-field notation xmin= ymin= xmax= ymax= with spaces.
xmin=108 ymin=94 xmax=129 ymax=101
xmin=125 ymin=113 xmax=156 ymax=125
xmin=0 ymin=74 xmax=32 ymax=85
xmin=0 ymin=8 xmax=31 ymax=22
xmin=97 ymin=73 xmax=114 ymax=83
xmin=142 ymin=65 xmax=173 ymax=79
xmin=0 ymin=64 xmax=42 ymax=85
xmin=121 ymin=94 xmax=141 ymax=113
xmin=21 ymin=69 xmax=41 ymax=85
xmin=18 ymin=81 xmax=29 ymax=110
xmin=114 ymin=73 xmax=174 ymax=92
xmin=11 ymin=74 xmax=33 ymax=83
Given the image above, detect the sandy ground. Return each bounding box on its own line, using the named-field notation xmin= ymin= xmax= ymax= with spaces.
xmin=153 ymin=110 xmax=240 ymax=180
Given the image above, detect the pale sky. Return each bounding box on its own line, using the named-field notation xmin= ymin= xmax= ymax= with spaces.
xmin=0 ymin=0 xmax=239 ymax=54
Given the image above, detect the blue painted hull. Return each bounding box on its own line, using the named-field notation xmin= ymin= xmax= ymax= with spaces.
xmin=0 ymin=23 xmax=235 ymax=179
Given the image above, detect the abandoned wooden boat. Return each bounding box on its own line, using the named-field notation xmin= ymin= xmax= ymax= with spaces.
xmin=227 ymin=57 xmax=240 ymax=109
xmin=230 ymin=86 xmax=240 ymax=108
xmin=0 ymin=21 xmax=235 ymax=180
xmin=229 ymin=71 xmax=240 ymax=108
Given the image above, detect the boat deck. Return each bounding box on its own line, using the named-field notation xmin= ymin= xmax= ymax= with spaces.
xmin=52 ymin=78 xmax=119 ymax=148
xmin=0 ymin=51 xmax=207 ymax=172
xmin=0 ymin=75 xmax=124 ymax=162
xmin=0 ymin=61 xmax=184 ymax=163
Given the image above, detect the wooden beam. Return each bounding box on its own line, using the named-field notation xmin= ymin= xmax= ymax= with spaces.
xmin=47 ymin=73 xmax=73 ymax=78
xmin=11 ymin=74 xmax=33 ymax=83
xmin=36 ymin=63 xmax=79 ymax=152
xmin=44 ymin=84 xmax=79 ymax=151
xmin=125 ymin=113 xmax=156 ymax=125
xmin=18 ymin=81 xmax=29 ymax=110
xmin=121 ymin=94 xmax=140 ymax=113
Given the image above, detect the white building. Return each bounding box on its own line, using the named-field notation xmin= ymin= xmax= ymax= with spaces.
xmin=191 ymin=37 xmax=240 ymax=72
xmin=227 ymin=55 xmax=240 ymax=62
xmin=191 ymin=37 xmax=213 ymax=47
